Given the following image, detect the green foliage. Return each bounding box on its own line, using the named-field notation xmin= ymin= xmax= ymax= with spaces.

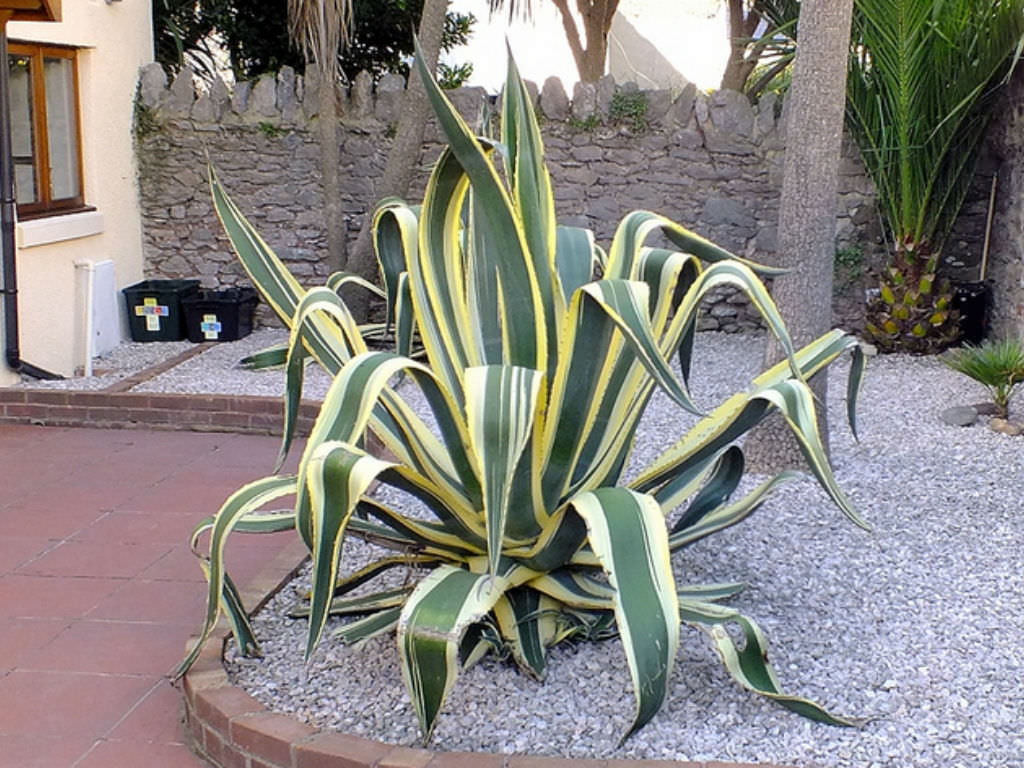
xmin=438 ymin=61 xmax=473 ymax=90
xmin=847 ymin=0 xmax=1024 ymax=351
xmin=833 ymin=244 xmax=864 ymax=291
xmin=865 ymin=249 xmax=960 ymax=354
xmin=133 ymin=92 xmax=161 ymax=140
xmin=567 ymin=113 xmax=602 ymax=132
xmin=942 ymin=338 xmax=1024 ymax=417
xmin=151 ymin=0 xmax=475 ymax=85
xmin=609 ymin=89 xmax=650 ymax=133
xmin=257 ymin=121 xmax=287 ymax=139
xmin=176 ymin=52 xmax=869 ymax=744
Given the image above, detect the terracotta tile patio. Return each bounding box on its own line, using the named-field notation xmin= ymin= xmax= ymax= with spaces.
xmin=0 ymin=424 xmax=300 ymax=768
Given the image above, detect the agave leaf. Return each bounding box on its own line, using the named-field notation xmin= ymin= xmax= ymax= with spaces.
xmin=335 ymin=606 xmax=403 ymax=645
xmin=751 ymin=379 xmax=867 ymax=529
xmin=671 ymin=446 xmax=745 ymax=533
xmin=670 ymin=472 xmax=795 ymax=549
xmin=398 ymin=562 xmax=531 ymax=742
xmin=569 ymin=488 xmax=680 ymax=742
xmin=526 ymin=569 xmax=616 ymax=610
xmin=605 ymin=210 xmax=786 ymax=281
xmin=682 ymin=600 xmax=859 ymax=726
xmin=291 ymin=586 xmax=413 ymax=618
xmin=493 ymin=588 xmax=561 ymax=680
xmin=357 ymin=495 xmax=483 ymax=558
xmin=296 ymin=351 xmax=478 ymax=549
xmin=555 ymin=225 xmax=600 ymax=301
xmin=414 ymin=43 xmax=550 ymax=378
xmin=304 ymin=441 xmax=397 ymax=660
xmin=209 ymin=166 xmax=304 ymax=325
xmin=464 ymin=365 xmax=544 ymax=578
xmin=372 ymin=198 xmax=419 ymax=330
xmin=174 ymin=474 xmax=298 ymax=679
xmin=501 ymin=50 xmax=561 ymax=325
xmin=240 ymin=344 xmax=288 ymax=370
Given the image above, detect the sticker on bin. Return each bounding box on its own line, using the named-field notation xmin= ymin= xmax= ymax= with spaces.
xmin=201 ymin=314 xmax=223 ymax=340
xmin=135 ymin=297 xmax=169 ymax=331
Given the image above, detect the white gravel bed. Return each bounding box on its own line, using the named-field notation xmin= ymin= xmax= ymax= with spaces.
xmin=13 ymin=337 xmax=196 ymax=390
xmin=133 ymin=329 xmax=334 ymax=401
xmin=212 ymin=332 xmax=1021 ymax=766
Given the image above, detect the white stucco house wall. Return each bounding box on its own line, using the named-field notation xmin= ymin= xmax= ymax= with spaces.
xmin=1 ymin=0 xmax=152 ymax=384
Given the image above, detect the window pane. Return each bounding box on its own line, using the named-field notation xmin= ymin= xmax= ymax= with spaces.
xmin=44 ymin=56 xmax=80 ymax=201
xmin=8 ymin=54 xmax=37 ymax=205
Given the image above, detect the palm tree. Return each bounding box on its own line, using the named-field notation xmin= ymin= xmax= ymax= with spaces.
xmin=287 ymin=0 xmax=352 ymax=271
xmin=849 ymin=0 xmax=1024 ymax=351
xmin=489 ymin=0 xmax=619 ymax=83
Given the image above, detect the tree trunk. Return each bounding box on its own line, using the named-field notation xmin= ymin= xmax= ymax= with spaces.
xmin=719 ymin=0 xmax=759 ymax=93
xmin=343 ymin=0 xmax=448 ymax=321
xmin=319 ymin=73 xmax=345 ymax=272
xmin=744 ymin=0 xmax=855 ymax=472
xmin=551 ymin=0 xmax=618 ymax=83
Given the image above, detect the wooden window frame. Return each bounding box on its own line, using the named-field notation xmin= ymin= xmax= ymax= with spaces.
xmin=7 ymin=40 xmax=87 ymax=220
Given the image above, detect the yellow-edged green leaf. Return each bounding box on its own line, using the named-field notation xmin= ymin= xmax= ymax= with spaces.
xmin=464 ymin=365 xmax=544 ymax=577
xmin=397 ymin=562 xmax=530 ymax=742
xmin=569 ymin=488 xmax=679 ymax=742
xmin=304 ymin=441 xmax=396 ymax=659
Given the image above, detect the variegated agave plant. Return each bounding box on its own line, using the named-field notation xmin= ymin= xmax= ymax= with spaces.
xmin=176 ymin=52 xmax=869 ymax=744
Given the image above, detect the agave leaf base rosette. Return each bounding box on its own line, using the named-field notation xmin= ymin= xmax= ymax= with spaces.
xmin=175 ymin=50 xmax=870 ymax=744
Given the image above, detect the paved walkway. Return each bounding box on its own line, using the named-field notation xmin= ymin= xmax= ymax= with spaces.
xmin=0 ymin=424 xmax=301 ymax=768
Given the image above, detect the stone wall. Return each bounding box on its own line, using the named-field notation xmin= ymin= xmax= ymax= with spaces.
xmin=135 ymin=64 xmax=882 ymax=333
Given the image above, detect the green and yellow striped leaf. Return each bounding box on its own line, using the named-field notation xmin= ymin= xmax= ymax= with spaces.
xmin=569 ymin=488 xmax=680 ymax=742
xmin=397 ymin=562 xmax=530 ymax=742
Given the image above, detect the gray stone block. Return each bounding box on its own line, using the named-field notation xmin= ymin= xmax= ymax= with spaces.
xmin=540 ymin=76 xmax=570 ymax=120
xmin=138 ymin=62 xmax=167 ymax=109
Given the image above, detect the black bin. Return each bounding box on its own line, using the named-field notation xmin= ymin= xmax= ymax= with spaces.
xmin=182 ymin=287 xmax=258 ymax=343
xmin=122 ymin=279 xmax=200 ymax=342
xmin=952 ymin=280 xmax=993 ymax=345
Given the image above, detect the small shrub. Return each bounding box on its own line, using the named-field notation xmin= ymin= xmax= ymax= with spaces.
xmin=568 ymin=113 xmax=601 ymax=131
xmin=609 ymin=88 xmax=650 ymax=133
xmin=257 ymin=121 xmax=286 ymax=139
xmin=943 ymin=338 xmax=1024 ymax=417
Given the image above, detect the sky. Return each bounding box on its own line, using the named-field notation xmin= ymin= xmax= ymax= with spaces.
xmin=444 ymin=0 xmax=731 ymax=93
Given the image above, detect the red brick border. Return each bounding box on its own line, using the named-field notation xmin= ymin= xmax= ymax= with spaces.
xmin=179 ymin=545 xmax=798 ymax=768
xmin=0 ymin=388 xmax=321 ymax=436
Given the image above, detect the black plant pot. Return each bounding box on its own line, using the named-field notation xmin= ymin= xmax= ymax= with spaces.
xmin=952 ymin=280 xmax=992 ymax=345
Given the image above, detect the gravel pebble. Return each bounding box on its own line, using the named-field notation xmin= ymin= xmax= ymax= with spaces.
xmin=145 ymin=331 xmax=1023 ymax=766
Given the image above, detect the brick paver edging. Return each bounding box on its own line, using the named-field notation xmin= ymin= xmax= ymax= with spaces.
xmin=0 ymin=388 xmax=320 ymax=435
xmin=180 ymin=546 xmax=796 ymax=768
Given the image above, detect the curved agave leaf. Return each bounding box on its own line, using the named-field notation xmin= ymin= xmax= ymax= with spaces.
xmin=209 ymin=166 xmax=305 ymax=324
xmin=569 ymin=488 xmax=680 ymax=742
xmin=682 ymin=600 xmax=860 ymax=726
xmin=335 ymin=606 xmax=403 ymax=645
xmin=669 ymin=472 xmax=796 ymax=550
xmin=751 ymin=379 xmax=867 ymax=529
xmin=304 ymin=441 xmax=397 ymax=659
xmin=295 ymin=351 xmax=480 ymax=549
xmin=371 ymin=198 xmax=419 ymax=330
xmin=414 ymin=46 xmax=549 ymax=379
xmin=605 ymin=210 xmax=787 ymax=281
xmin=526 ymin=569 xmax=615 ymax=611
xmin=492 ymin=589 xmax=562 ymax=680
xmin=174 ymin=474 xmax=298 ymax=678
xmin=397 ymin=562 xmax=533 ymax=742
xmin=670 ymin=446 xmax=745 ymax=533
